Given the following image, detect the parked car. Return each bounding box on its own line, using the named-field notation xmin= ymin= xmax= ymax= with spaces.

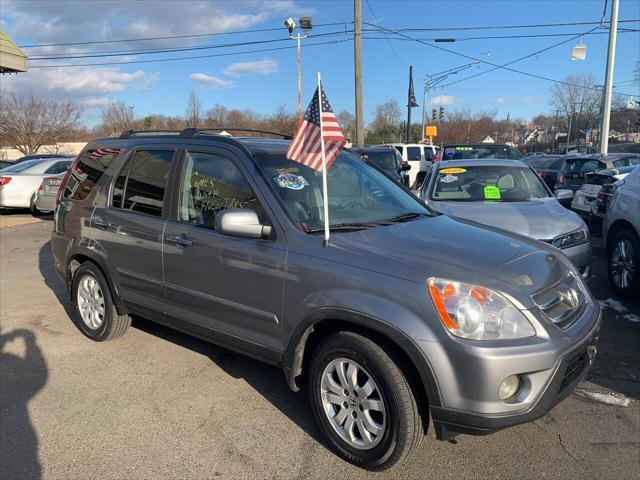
xmin=434 ymin=144 xmax=522 ymax=162
xmin=378 ymin=143 xmax=438 ymax=187
xmin=351 ymin=146 xmax=410 ymax=186
xmin=0 ymin=157 xmax=73 ymax=213
xmin=554 ymin=153 xmax=640 ymax=191
xmin=52 ymin=130 xmax=600 ymax=470
xmin=603 ymin=166 xmax=640 ymax=297
xmin=523 ymin=155 xmax=565 ymax=190
xmin=572 ymin=165 xmax=637 ymax=218
xmin=14 ymin=153 xmax=74 ymax=164
xmin=417 ymin=159 xmax=591 ymax=275
xmin=35 ymin=173 xmax=66 ymax=212
xmin=608 ymin=142 xmax=640 ymax=155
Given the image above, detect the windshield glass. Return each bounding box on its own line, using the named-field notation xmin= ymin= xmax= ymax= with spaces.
xmin=442 ymin=145 xmax=520 ymax=160
xmin=430 ymin=165 xmax=549 ymax=202
xmin=528 ymin=156 xmax=564 ymax=169
xmin=360 ymin=150 xmax=399 ymax=171
xmin=0 ymin=159 xmax=44 ymax=173
xmin=564 ymin=158 xmax=605 ymax=175
xmin=255 ymin=150 xmax=428 ymax=231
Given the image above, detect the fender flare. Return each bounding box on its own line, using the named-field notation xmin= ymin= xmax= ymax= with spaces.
xmin=66 ymin=247 xmax=127 ymax=314
xmin=282 ymin=307 xmax=442 ymax=407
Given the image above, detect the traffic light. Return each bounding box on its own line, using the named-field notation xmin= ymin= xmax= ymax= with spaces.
xmin=439 ymin=106 xmax=445 ymax=121
xmin=431 ymin=109 xmax=437 ymax=122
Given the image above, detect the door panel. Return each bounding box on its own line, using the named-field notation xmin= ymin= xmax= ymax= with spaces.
xmin=162 ymin=149 xmax=286 ymax=352
xmin=91 ymin=148 xmax=174 ymax=310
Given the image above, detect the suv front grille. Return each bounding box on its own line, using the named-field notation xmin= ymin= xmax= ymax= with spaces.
xmin=531 ymin=271 xmax=586 ymax=330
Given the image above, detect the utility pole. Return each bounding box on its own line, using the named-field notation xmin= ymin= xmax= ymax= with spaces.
xmin=354 ymin=0 xmax=364 ymax=146
xmin=599 ymin=0 xmax=619 ymax=154
xmin=421 ymin=75 xmax=428 ymax=142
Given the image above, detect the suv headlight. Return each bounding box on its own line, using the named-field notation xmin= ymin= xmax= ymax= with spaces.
xmin=427 ymin=278 xmax=536 ymax=340
xmin=552 ymin=227 xmax=589 ymax=249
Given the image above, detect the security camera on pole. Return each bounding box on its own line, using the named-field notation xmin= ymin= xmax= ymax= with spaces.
xmin=285 ymin=16 xmax=313 ymax=128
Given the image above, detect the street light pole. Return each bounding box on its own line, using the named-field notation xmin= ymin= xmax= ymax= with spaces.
xmin=421 ymin=75 xmax=428 ymax=142
xmin=296 ymin=33 xmax=303 ymax=127
xmin=599 ymin=0 xmax=619 ymax=154
xmin=285 ymin=17 xmax=311 ymax=129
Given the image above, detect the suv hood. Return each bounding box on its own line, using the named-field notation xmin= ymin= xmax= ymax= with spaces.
xmin=329 ymin=215 xmax=571 ymax=308
xmin=427 ymin=199 xmax=584 ymax=241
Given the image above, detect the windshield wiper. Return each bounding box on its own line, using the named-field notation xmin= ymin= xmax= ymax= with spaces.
xmin=386 ymin=212 xmax=426 ymax=223
xmin=306 ymin=222 xmax=381 ymax=234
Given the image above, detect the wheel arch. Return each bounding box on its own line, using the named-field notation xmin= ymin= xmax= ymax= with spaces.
xmin=67 ymin=249 xmax=128 ymax=315
xmin=606 ymin=219 xmax=639 ymax=250
xmin=282 ymin=308 xmax=442 ymax=408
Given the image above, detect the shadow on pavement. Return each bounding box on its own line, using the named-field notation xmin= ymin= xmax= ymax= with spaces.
xmin=0 ymin=328 xmax=48 ymax=480
xmin=38 ymin=241 xmax=76 ymax=321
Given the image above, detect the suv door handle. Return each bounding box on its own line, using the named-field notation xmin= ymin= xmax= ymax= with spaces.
xmin=165 ymin=234 xmax=193 ymax=247
xmin=93 ymin=219 xmax=115 ymax=230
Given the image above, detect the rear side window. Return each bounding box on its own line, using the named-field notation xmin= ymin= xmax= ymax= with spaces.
xmin=44 ymin=161 xmax=71 ymax=175
xmin=424 ymin=148 xmax=434 ymax=160
xmin=116 ymin=150 xmax=174 ymax=217
xmin=63 ymin=147 xmax=122 ymax=201
xmin=406 ymin=147 xmax=421 ymax=161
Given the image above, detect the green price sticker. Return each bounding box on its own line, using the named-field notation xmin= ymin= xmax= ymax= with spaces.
xmin=484 ymin=185 xmax=501 ymax=200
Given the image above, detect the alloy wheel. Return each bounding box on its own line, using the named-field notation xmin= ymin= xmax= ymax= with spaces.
xmin=611 ymin=238 xmax=636 ymax=289
xmin=76 ymin=274 xmax=105 ymax=329
xmin=320 ymin=358 xmax=386 ymax=450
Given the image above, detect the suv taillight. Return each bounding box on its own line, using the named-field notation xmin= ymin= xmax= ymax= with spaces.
xmin=434 ymin=150 xmax=443 ymax=162
xmin=0 ymin=176 xmax=11 ymax=186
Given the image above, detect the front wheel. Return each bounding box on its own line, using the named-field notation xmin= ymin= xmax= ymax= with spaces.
xmin=608 ymin=229 xmax=640 ymax=297
xmin=308 ymin=331 xmax=424 ymax=470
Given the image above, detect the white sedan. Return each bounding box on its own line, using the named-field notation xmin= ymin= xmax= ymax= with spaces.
xmin=0 ymin=157 xmax=73 ymax=213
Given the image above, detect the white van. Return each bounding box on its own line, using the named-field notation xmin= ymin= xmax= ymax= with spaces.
xmin=379 ymin=143 xmax=438 ymax=187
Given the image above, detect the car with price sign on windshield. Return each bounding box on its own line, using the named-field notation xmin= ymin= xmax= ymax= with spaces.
xmin=434 ymin=144 xmax=522 ymax=163
xmin=417 ymin=159 xmax=592 ymax=276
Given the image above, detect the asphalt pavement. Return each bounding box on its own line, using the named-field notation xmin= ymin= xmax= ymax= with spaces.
xmin=0 ymin=212 xmax=638 ymax=480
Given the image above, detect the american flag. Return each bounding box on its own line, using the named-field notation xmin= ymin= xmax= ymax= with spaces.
xmin=286 ymin=85 xmax=346 ymax=171
xmin=90 ymin=147 xmax=122 ymax=158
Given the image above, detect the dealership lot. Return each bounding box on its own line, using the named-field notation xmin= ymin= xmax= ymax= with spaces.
xmin=1 ymin=213 xmax=638 ymax=480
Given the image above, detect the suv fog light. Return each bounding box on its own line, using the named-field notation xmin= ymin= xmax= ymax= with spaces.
xmin=499 ymin=375 xmax=520 ymax=400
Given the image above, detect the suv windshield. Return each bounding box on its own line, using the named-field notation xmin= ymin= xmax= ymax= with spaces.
xmin=442 ymin=145 xmax=521 ymax=160
xmin=430 ymin=165 xmax=549 ymax=202
xmin=359 ymin=150 xmax=399 ymax=171
xmin=564 ymin=158 xmax=605 ymax=176
xmin=255 ymin=150 xmax=427 ymax=231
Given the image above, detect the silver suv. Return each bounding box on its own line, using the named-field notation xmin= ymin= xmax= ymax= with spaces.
xmin=51 ymin=130 xmax=600 ymax=470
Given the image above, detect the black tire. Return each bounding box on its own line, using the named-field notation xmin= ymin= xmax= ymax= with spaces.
xmin=29 ymin=193 xmax=41 ymax=216
xmin=308 ymin=331 xmax=424 ymax=470
xmin=71 ymin=262 xmax=131 ymax=341
xmin=607 ymin=228 xmax=640 ymax=298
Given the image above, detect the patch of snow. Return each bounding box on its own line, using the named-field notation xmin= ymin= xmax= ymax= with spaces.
xmin=600 ymin=298 xmax=628 ymax=313
xmin=574 ymin=388 xmax=631 ymax=407
xmin=622 ymin=313 xmax=640 ymax=323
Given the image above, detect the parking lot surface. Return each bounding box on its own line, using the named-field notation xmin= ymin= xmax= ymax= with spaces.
xmin=1 ymin=213 xmax=638 ymax=480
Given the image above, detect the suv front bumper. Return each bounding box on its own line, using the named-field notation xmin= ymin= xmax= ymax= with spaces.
xmin=427 ymin=320 xmax=600 ymax=439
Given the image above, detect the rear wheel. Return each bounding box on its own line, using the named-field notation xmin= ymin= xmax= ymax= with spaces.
xmin=308 ymin=331 xmax=424 ymax=470
xmin=608 ymin=229 xmax=640 ymax=297
xmin=71 ymin=262 xmax=131 ymax=341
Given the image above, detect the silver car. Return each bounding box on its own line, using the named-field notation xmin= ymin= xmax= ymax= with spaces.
xmin=35 ymin=172 xmax=66 ymax=212
xmin=418 ymin=159 xmax=592 ymax=275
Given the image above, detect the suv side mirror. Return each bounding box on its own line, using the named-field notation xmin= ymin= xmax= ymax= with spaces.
xmin=554 ymin=188 xmax=574 ymax=207
xmin=215 ymin=209 xmax=272 ymax=239
xmin=401 ymin=162 xmax=411 ymax=171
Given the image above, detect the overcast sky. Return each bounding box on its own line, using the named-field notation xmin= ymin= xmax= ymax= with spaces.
xmin=1 ymin=0 xmax=639 ymax=126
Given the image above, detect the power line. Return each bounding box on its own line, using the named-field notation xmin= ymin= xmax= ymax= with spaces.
xmin=360 ymin=28 xmax=638 ymax=42
xmin=363 ymin=22 xmax=638 ymax=96
xmin=28 ymin=30 xmax=351 ymax=60
xmin=29 ymin=38 xmax=352 ymax=69
xmin=18 ymin=22 xmax=351 ymax=48
xmin=399 ymin=18 xmax=639 ymax=32
xmin=364 ymin=0 xmax=406 ymax=67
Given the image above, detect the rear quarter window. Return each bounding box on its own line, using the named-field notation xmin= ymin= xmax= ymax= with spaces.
xmin=62 ymin=147 xmax=122 ymax=201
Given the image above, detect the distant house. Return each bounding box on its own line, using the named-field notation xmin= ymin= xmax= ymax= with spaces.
xmin=0 ymin=30 xmax=27 ymax=74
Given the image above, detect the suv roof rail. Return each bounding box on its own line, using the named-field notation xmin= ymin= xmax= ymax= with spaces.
xmin=179 ymin=127 xmax=293 ymax=140
xmin=118 ymin=129 xmax=183 ymax=139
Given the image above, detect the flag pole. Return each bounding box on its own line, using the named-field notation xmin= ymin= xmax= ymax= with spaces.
xmin=317 ymin=72 xmax=330 ymax=247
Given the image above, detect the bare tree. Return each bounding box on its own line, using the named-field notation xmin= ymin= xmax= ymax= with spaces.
xmin=0 ymin=93 xmax=82 ymax=155
xmin=550 ymin=74 xmax=601 ymax=143
xmin=100 ymin=101 xmax=134 ymax=135
xmin=371 ymin=100 xmax=402 ymax=130
xmin=336 ymin=110 xmax=355 ymax=141
xmin=185 ymin=90 xmax=203 ymax=128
